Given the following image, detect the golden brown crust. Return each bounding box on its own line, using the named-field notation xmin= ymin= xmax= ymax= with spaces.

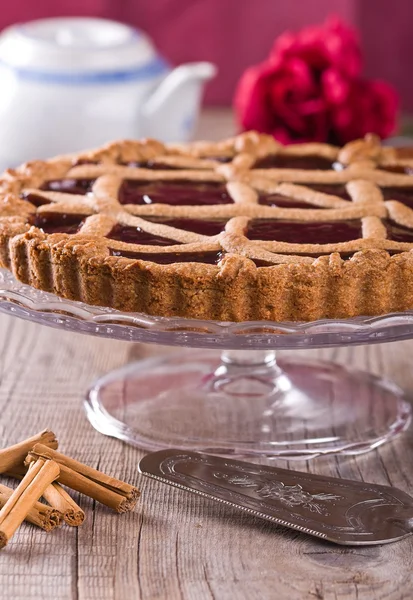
xmin=2 ymin=132 xmax=413 ymax=321
xmin=6 ymin=233 xmax=413 ymax=321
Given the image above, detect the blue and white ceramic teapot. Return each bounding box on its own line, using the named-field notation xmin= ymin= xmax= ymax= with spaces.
xmin=0 ymin=17 xmax=216 ymax=165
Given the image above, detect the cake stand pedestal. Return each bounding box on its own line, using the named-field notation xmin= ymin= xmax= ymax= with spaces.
xmin=0 ymin=269 xmax=411 ymax=459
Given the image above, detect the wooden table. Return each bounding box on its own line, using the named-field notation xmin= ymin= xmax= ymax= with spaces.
xmin=1 ymin=111 xmax=413 ymax=600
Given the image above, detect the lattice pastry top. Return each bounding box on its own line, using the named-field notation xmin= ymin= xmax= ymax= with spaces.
xmin=1 ymin=132 xmax=413 ymax=321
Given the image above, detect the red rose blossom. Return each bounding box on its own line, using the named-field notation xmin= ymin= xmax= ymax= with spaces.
xmin=234 ymin=17 xmax=398 ymax=144
xmin=272 ymin=17 xmax=362 ymax=79
xmin=328 ymin=78 xmax=399 ymax=143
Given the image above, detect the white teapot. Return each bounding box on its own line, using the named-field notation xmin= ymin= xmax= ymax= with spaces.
xmin=0 ymin=17 xmax=216 ymax=166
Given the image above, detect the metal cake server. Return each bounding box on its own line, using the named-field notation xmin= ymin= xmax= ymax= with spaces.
xmin=139 ymin=450 xmax=413 ymax=546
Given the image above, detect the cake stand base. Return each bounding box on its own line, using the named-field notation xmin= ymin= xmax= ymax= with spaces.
xmin=85 ymin=350 xmax=411 ymax=459
xmin=1 ymin=269 xmax=412 ymax=460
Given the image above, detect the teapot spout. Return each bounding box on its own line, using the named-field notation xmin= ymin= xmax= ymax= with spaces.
xmin=141 ymin=62 xmax=216 ymax=142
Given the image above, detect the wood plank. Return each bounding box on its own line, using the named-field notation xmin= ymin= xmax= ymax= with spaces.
xmin=0 ymin=313 xmax=413 ymax=599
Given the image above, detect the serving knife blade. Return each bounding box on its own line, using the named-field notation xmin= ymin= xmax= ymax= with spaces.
xmin=139 ymin=449 xmax=413 ymax=545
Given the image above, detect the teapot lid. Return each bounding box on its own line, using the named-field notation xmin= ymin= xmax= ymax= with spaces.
xmin=0 ymin=17 xmax=164 ymax=73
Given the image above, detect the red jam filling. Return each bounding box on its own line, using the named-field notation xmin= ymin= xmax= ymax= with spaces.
xmin=254 ymin=155 xmax=334 ymax=170
xmin=382 ymin=166 xmax=413 ymax=175
xmin=381 ymin=150 xmax=413 ymax=175
xmin=385 ymin=220 xmax=413 ymax=243
xmin=71 ymin=159 xmax=98 ymax=167
xmin=258 ymin=193 xmax=316 ymax=209
xmin=40 ymin=179 xmax=95 ymax=195
xmin=118 ymin=180 xmax=232 ymax=206
xmin=253 ymin=254 xmax=354 ymax=265
xmin=122 ymin=161 xmax=178 ymax=169
xmin=247 ymin=219 xmax=362 ymax=244
xmin=258 ymin=184 xmax=351 ymax=208
xmin=207 ymin=156 xmax=232 ymax=163
xmin=109 ymin=249 xmax=223 ymax=264
xmin=122 ymin=157 xmax=232 ymax=168
xmin=106 ymin=224 xmax=180 ymax=246
xmin=29 ymin=212 xmax=86 ymax=234
xmin=144 ymin=218 xmax=227 ymax=236
xmin=305 ymin=184 xmax=351 ymax=200
xmin=381 ymin=187 xmax=413 ymax=209
xmin=21 ymin=191 xmax=53 ymax=207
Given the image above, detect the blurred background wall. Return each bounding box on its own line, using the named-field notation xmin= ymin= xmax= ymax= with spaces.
xmin=1 ymin=0 xmax=412 ymax=110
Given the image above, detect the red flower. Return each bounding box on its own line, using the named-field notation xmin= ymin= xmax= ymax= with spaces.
xmin=328 ymin=78 xmax=399 ymax=143
xmin=272 ymin=17 xmax=362 ymax=79
xmin=234 ymin=17 xmax=398 ymax=144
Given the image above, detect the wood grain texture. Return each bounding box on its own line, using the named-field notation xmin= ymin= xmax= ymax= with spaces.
xmin=1 ymin=316 xmax=413 ymax=600
xmin=1 ymin=111 xmax=413 ymax=599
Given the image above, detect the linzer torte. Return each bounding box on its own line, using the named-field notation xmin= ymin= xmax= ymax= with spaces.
xmin=1 ymin=132 xmax=413 ymax=322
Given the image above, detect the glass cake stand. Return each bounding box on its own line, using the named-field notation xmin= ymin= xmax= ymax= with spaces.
xmin=0 ymin=268 xmax=412 ymax=459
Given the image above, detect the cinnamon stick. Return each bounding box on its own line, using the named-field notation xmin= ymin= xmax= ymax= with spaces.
xmin=0 ymin=483 xmax=62 ymax=532
xmin=0 ymin=457 xmax=60 ymax=548
xmin=26 ymin=444 xmax=140 ymax=513
xmin=42 ymin=483 xmax=85 ymax=526
xmin=0 ymin=430 xmax=58 ymax=474
xmin=7 ymin=465 xmax=84 ymax=526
